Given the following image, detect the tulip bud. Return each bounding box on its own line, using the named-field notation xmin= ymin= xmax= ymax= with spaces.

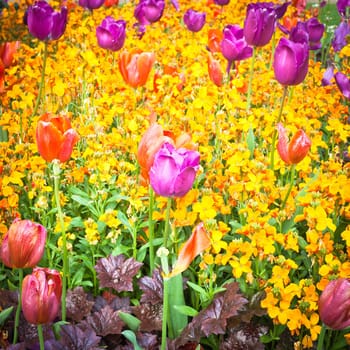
xmin=96 ymin=17 xmax=126 ymax=52
xmin=335 ymin=71 xmax=350 ymax=99
xmin=243 ymin=3 xmax=277 ymax=47
xmin=319 ymin=278 xmax=350 ymax=330
xmin=208 ymin=53 xmax=223 ymax=87
xmin=22 ymin=267 xmax=62 ymax=325
xmin=36 ymin=113 xmax=79 ymax=163
xmin=273 ymin=37 xmax=309 ymax=86
xmin=134 ymin=0 xmax=165 ymax=25
xmin=79 ymin=0 xmax=104 ymax=10
xmin=214 ymin=0 xmax=230 ymax=5
xmin=276 ymin=123 xmax=311 ymax=165
xmin=0 ymin=219 xmax=47 ymax=269
xmin=183 ymin=9 xmax=206 ymax=33
xmin=0 ymin=41 xmax=20 ymax=68
xmin=27 ymin=1 xmax=67 ymax=41
xmin=150 ymin=142 xmax=200 ymax=197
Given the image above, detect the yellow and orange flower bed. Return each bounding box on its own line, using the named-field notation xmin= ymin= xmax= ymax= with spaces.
xmin=0 ymin=0 xmax=349 ymax=348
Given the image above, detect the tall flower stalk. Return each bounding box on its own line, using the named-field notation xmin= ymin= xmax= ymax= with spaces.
xmin=52 ymin=160 xmax=68 ymax=321
xmin=148 ymin=186 xmax=155 ymax=272
xmin=270 ymin=85 xmax=288 ymax=171
xmin=246 ymin=46 xmax=256 ymax=112
xmin=280 ymin=164 xmax=296 ymax=209
xmin=13 ymin=268 xmax=23 ymax=344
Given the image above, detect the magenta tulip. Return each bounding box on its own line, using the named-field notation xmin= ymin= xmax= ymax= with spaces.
xmin=183 ymin=9 xmax=206 ymax=33
xmin=22 ymin=267 xmax=62 ymax=325
xmin=273 ymin=37 xmax=309 ymax=86
xmin=79 ymin=0 xmax=104 ymax=10
xmin=335 ymin=71 xmax=350 ymax=99
xmin=319 ymin=278 xmax=350 ymax=330
xmin=150 ymin=142 xmax=200 ymax=197
xmin=0 ymin=219 xmax=47 ymax=269
xmin=96 ymin=17 xmax=126 ymax=52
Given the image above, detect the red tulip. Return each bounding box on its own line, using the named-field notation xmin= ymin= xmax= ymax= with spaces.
xmin=208 ymin=28 xmax=223 ymax=53
xmin=168 ymin=222 xmax=211 ymax=277
xmin=22 ymin=267 xmax=62 ymax=325
xmin=118 ymin=50 xmax=155 ymax=88
xmin=0 ymin=41 xmax=20 ymax=68
xmin=208 ymin=53 xmax=223 ymax=87
xmin=36 ymin=112 xmax=79 ymax=163
xmin=276 ymin=123 xmax=311 ymax=164
xmin=0 ymin=219 xmax=47 ymax=269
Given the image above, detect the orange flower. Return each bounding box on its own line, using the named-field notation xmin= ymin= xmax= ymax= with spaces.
xmin=168 ymin=222 xmax=211 ymax=278
xmin=0 ymin=41 xmax=20 ymax=68
xmin=118 ymin=50 xmax=155 ymax=88
xmin=36 ymin=113 xmax=79 ymax=163
xmin=208 ymin=28 xmax=223 ymax=53
xmin=104 ymin=0 xmax=119 ymax=6
xmin=137 ymin=122 xmax=197 ymax=183
xmin=208 ymin=53 xmax=223 ymax=87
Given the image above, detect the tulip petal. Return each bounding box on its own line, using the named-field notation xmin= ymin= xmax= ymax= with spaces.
xmin=173 ymin=167 xmax=197 ymax=197
xmin=288 ymin=129 xmax=311 ymax=164
xmin=58 ymin=128 xmax=79 ymax=162
xmin=276 ymin=123 xmax=291 ymax=164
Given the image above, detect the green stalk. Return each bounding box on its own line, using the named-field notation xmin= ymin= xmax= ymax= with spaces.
xmin=31 ymin=40 xmax=48 ymax=122
xmin=280 ymin=164 xmax=296 ymax=210
xmin=13 ymin=268 xmax=23 ymax=344
xmin=246 ymin=46 xmax=256 ymax=112
xmin=270 ymin=85 xmax=288 ymax=171
xmin=317 ymin=323 xmax=326 ymax=350
xmin=37 ymin=324 xmax=45 ymax=350
xmin=163 ymin=197 xmax=172 ymax=249
xmin=158 ymin=248 xmax=170 ymax=350
xmin=148 ymin=186 xmax=155 ymax=273
xmin=53 ymin=161 xmax=67 ymax=322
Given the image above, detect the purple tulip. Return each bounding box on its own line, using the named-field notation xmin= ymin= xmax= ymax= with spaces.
xmin=337 ymin=0 xmax=350 ymax=17
xmin=27 ymin=1 xmax=67 ymax=41
xmin=243 ymin=3 xmax=277 ymax=47
xmin=221 ymin=24 xmax=253 ymax=68
xmin=319 ymin=278 xmax=350 ymax=330
xmin=258 ymin=2 xmax=290 ymax=19
xmin=96 ymin=17 xmax=126 ymax=52
xmin=332 ymin=21 xmax=350 ymax=52
xmin=289 ymin=22 xmax=309 ymax=44
xmin=335 ymin=71 xmax=350 ymax=99
xmin=183 ymin=9 xmax=206 ymax=33
xmin=321 ymin=65 xmax=334 ymax=86
xmin=79 ymin=0 xmax=104 ymax=10
xmin=273 ymin=37 xmax=309 ymax=86
xmin=134 ymin=0 xmax=165 ymax=25
xmin=171 ymin=0 xmax=180 ymax=11
xmin=305 ymin=18 xmax=325 ymax=50
xmin=150 ymin=142 xmax=200 ymax=198
xmin=214 ymin=0 xmax=230 ymax=5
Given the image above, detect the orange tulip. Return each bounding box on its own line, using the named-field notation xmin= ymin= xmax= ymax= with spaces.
xmin=208 ymin=53 xmax=223 ymax=87
xmin=104 ymin=0 xmax=119 ymax=6
xmin=119 ymin=50 xmax=155 ymax=88
xmin=207 ymin=28 xmax=223 ymax=53
xmin=0 ymin=41 xmax=20 ymax=68
xmin=36 ymin=113 xmax=79 ymax=163
xmin=168 ymin=222 xmax=211 ymax=278
xmin=137 ymin=122 xmax=197 ymax=183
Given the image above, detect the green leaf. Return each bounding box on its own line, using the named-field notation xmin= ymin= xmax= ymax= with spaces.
xmin=118 ymin=311 xmax=141 ymax=331
xmin=247 ymin=126 xmax=255 ymax=159
xmin=173 ymin=305 xmax=198 ymax=317
xmin=71 ymin=194 xmax=93 ymax=207
xmin=0 ymin=306 xmax=13 ymax=327
xmin=121 ymin=330 xmax=144 ymax=350
xmin=117 ymin=211 xmax=134 ymax=234
xmin=187 ymin=281 xmax=207 ymax=297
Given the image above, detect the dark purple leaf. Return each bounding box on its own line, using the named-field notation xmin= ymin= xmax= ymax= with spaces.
xmin=59 ymin=324 xmax=101 ymax=350
xmin=136 ymin=332 xmax=159 ymax=349
xmin=138 ymin=268 xmax=163 ymax=304
xmin=221 ymin=282 xmax=249 ymax=320
xmin=133 ymin=303 xmax=163 ymax=332
xmin=83 ymin=305 xmax=125 ymax=336
xmin=92 ymin=295 xmax=131 ymax=313
xmin=95 ymin=254 xmax=143 ymax=292
xmin=66 ymin=287 xmax=94 ymax=322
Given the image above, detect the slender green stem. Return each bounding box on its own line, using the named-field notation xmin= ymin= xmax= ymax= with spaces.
xmin=270 ymin=85 xmax=288 ymax=171
xmin=163 ymin=197 xmax=172 ymax=249
xmin=13 ymin=268 xmax=23 ymax=344
xmin=268 ymin=32 xmax=276 ymax=70
xmin=148 ymin=186 xmax=155 ymax=273
xmin=53 ymin=161 xmax=67 ymax=322
xmin=37 ymin=324 xmax=45 ymax=350
xmin=246 ymin=46 xmax=256 ymax=112
xmin=317 ymin=323 xmax=326 ymax=350
xmin=158 ymin=248 xmax=169 ymax=350
xmin=31 ymin=40 xmax=48 ymax=121
xmin=280 ymin=164 xmax=296 ymax=210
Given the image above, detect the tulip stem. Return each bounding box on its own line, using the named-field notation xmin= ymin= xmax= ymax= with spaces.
xmin=270 ymin=85 xmax=288 ymax=171
xmin=158 ymin=248 xmax=169 ymax=350
xmin=163 ymin=197 xmax=172 ymax=249
xmin=31 ymin=40 xmax=48 ymax=122
xmin=317 ymin=323 xmax=326 ymax=350
xmin=148 ymin=186 xmax=155 ymax=274
xmin=37 ymin=324 xmax=45 ymax=350
xmin=13 ymin=268 xmax=23 ymax=344
xmin=246 ymin=46 xmax=256 ymax=112
xmin=53 ymin=161 xmax=67 ymax=322
xmin=280 ymin=164 xmax=296 ymax=210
